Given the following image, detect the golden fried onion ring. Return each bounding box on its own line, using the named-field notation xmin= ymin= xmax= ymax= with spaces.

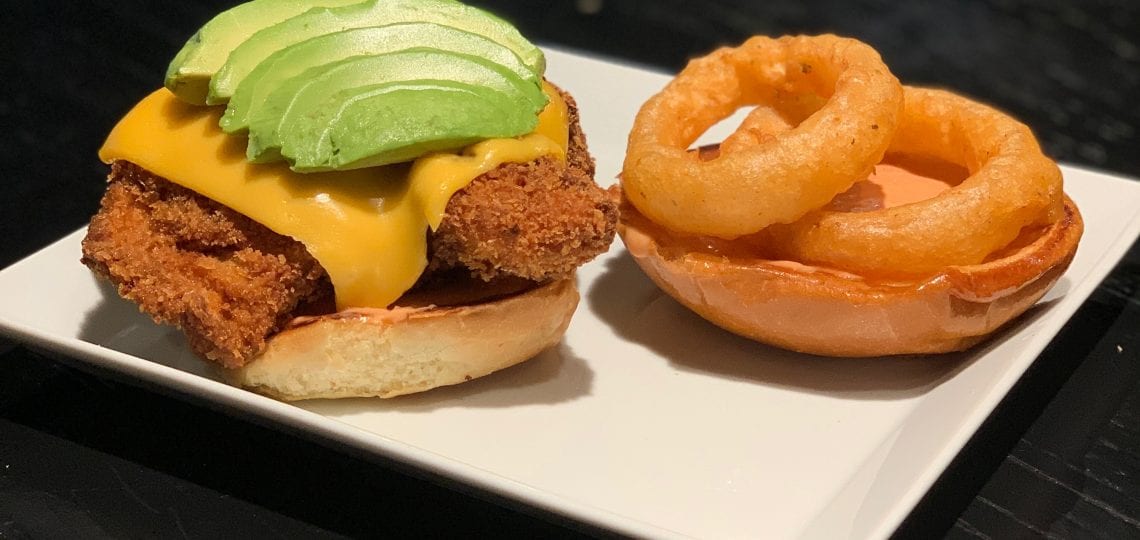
xmin=718 ymin=92 xmax=824 ymax=155
xmin=622 ymin=34 xmax=903 ymax=238
xmin=766 ymin=87 xmax=1065 ymax=276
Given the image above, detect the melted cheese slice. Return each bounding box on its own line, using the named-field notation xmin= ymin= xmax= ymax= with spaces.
xmin=99 ymin=83 xmax=567 ymax=309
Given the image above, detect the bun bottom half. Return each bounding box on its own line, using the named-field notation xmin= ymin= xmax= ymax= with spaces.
xmin=227 ymin=278 xmax=579 ymax=400
xmin=617 ymin=195 xmax=1083 ymax=357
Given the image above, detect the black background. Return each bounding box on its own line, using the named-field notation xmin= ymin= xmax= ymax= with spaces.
xmin=2 ymin=1 xmax=1139 ymax=538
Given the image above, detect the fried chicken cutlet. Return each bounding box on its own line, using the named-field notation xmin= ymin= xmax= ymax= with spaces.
xmin=81 ymin=91 xmax=617 ymax=368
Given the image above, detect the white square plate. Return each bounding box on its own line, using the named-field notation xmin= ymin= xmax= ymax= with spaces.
xmin=3 ymin=48 xmax=1140 ymax=539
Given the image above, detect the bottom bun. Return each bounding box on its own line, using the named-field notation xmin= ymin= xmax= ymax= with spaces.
xmin=618 ymin=195 xmax=1083 ymax=357
xmin=227 ymin=278 xmax=579 ymax=400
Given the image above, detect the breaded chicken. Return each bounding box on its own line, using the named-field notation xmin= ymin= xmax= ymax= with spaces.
xmin=428 ymin=91 xmax=618 ymax=281
xmin=429 ymin=155 xmax=617 ymax=281
xmin=82 ymin=161 xmax=332 ymax=368
xmin=81 ymin=91 xmax=616 ymax=368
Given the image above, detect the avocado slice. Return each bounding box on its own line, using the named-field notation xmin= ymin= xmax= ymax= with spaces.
xmin=246 ymin=48 xmax=545 ymax=164
xmin=280 ymin=81 xmax=533 ymax=171
xmin=221 ymin=22 xmax=538 ymax=134
xmin=208 ymin=0 xmax=544 ymax=105
xmin=164 ymin=0 xmax=363 ymax=105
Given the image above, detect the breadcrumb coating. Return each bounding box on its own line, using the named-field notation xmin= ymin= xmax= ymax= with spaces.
xmin=81 ymin=161 xmax=332 ymax=368
xmin=81 ymin=89 xmax=616 ymax=367
xmin=427 ymin=90 xmax=618 ymax=281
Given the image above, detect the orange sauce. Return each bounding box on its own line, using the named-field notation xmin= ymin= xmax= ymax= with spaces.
xmin=829 ymin=154 xmax=967 ymax=212
xmin=643 ymin=151 xmax=970 ymax=275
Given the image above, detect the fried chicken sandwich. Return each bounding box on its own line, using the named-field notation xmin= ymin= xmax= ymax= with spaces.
xmin=81 ymin=0 xmax=616 ymax=400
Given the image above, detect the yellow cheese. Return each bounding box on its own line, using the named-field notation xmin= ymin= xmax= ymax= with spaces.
xmin=99 ymin=85 xmax=568 ymax=310
xmin=536 ymin=81 xmax=570 ymax=155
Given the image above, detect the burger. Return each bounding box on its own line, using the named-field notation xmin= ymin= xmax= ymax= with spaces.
xmin=617 ymin=36 xmax=1082 ymax=358
xmin=80 ymin=0 xmax=617 ymax=399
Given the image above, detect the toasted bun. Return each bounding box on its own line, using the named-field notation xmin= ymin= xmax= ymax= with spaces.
xmin=617 ymin=194 xmax=1083 ymax=357
xmin=227 ymin=278 xmax=579 ymax=400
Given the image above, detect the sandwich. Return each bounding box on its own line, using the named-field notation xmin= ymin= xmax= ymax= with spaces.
xmin=81 ymin=0 xmax=617 ymax=399
xmin=617 ymin=35 xmax=1081 ymax=357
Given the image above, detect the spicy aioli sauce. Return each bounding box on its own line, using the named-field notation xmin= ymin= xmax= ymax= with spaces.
xmin=829 ymin=154 xmax=968 ymax=212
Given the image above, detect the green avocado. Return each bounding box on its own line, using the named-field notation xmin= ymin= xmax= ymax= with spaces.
xmin=163 ymin=0 xmax=362 ymax=105
xmin=220 ymin=22 xmax=539 ymax=134
xmin=208 ymin=0 xmax=544 ymax=105
xmin=245 ymin=49 xmax=542 ymax=168
xmin=284 ymin=81 xmax=533 ymax=171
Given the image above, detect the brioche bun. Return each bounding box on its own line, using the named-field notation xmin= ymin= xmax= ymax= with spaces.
xmin=617 ymin=194 xmax=1083 ymax=357
xmin=227 ymin=278 xmax=578 ymax=400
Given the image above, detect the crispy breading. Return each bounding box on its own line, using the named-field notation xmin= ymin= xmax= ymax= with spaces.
xmin=428 ymin=156 xmax=618 ymax=280
xmin=81 ymin=161 xmax=332 ymax=368
xmin=427 ymin=90 xmax=618 ymax=281
xmin=81 ymin=89 xmax=616 ymax=367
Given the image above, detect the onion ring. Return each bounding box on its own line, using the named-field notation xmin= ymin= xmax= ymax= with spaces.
xmin=622 ymin=34 xmax=903 ymax=238
xmin=765 ymin=86 xmax=1065 ymax=276
xmin=718 ymin=92 xmax=825 ymax=154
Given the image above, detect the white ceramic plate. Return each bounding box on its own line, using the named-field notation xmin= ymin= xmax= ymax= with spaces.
xmin=3 ymin=48 xmax=1140 ymax=540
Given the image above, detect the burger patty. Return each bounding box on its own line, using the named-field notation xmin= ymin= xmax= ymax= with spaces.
xmin=81 ymin=92 xmax=617 ymax=368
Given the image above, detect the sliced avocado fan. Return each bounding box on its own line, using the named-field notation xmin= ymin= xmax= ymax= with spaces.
xmin=287 ymin=81 xmax=533 ymax=171
xmin=220 ymin=22 xmax=541 ymax=134
xmin=164 ymin=0 xmax=362 ymax=105
xmin=245 ymin=49 xmax=544 ymax=170
xmin=208 ymin=0 xmax=545 ymax=105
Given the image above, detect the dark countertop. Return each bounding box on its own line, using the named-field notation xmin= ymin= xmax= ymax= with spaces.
xmin=2 ymin=1 xmax=1138 ymax=538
